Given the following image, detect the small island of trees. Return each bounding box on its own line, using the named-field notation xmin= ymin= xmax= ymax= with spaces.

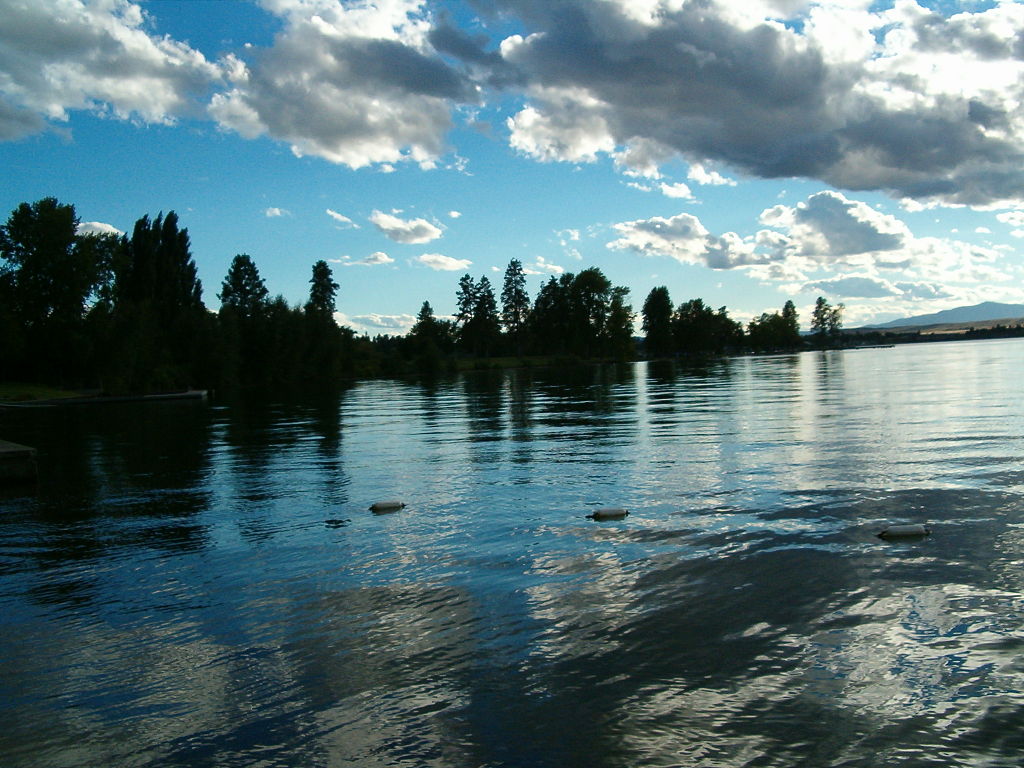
xmin=1 ymin=197 xmax=845 ymax=397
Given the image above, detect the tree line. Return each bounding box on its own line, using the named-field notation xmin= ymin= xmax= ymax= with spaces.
xmin=0 ymin=197 xmax=843 ymax=394
xmin=0 ymin=197 xmax=358 ymax=394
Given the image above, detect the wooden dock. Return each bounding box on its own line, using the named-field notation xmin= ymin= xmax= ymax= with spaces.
xmin=0 ymin=439 xmax=37 ymax=484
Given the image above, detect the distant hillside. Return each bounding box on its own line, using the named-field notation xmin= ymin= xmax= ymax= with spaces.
xmin=865 ymin=302 xmax=1024 ymax=329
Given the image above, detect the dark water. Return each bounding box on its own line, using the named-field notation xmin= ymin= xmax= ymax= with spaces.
xmin=3 ymin=340 xmax=1024 ymax=767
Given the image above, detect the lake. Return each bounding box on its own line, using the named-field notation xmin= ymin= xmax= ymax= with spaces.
xmin=2 ymin=339 xmax=1024 ymax=767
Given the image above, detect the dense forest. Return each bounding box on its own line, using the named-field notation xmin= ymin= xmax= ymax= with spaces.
xmin=0 ymin=198 xmax=834 ymax=395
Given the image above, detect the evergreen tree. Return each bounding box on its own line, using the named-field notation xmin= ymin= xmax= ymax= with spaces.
xmin=455 ymin=275 xmax=501 ymax=357
xmin=501 ymin=259 xmax=530 ymax=354
xmin=781 ymin=300 xmax=800 ymax=345
xmin=304 ymin=261 xmax=347 ymax=386
xmin=408 ymin=300 xmax=454 ymax=374
xmin=455 ymin=274 xmax=477 ymax=329
xmin=306 ymin=259 xmax=339 ymax=316
xmin=470 ymin=276 xmax=501 ymax=357
xmin=216 ymin=254 xmax=270 ymax=390
xmin=641 ymin=286 xmax=673 ymax=359
xmin=219 ymin=254 xmax=268 ymax=318
xmin=606 ymin=286 xmax=636 ymax=360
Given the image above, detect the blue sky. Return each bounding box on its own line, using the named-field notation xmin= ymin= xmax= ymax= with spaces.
xmin=3 ymin=0 xmax=1024 ymax=334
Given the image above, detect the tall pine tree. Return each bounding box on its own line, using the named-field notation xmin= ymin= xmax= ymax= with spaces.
xmin=501 ymin=259 xmax=530 ymax=355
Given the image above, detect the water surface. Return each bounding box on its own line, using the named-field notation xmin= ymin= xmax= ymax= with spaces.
xmin=3 ymin=340 xmax=1024 ymax=766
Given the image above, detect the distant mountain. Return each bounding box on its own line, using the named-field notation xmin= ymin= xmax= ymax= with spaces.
xmin=866 ymin=301 xmax=1024 ymax=329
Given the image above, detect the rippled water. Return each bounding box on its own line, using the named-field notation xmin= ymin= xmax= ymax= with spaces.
xmin=3 ymin=340 xmax=1024 ymax=767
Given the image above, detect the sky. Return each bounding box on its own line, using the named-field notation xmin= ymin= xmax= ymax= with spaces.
xmin=3 ymin=0 xmax=1024 ymax=335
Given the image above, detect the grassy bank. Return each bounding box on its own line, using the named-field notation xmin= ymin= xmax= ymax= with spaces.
xmin=0 ymin=383 xmax=84 ymax=403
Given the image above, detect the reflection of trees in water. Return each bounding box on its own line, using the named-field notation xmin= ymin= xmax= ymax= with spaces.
xmin=530 ymin=363 xmax=639 ymax=446
xmin=4 ymin=402 xmax=214 ymax=610
xmin=215 ymin=391 xmax=352 ymax=545
xmin=461 ymin=371 xmax=506 ymax=467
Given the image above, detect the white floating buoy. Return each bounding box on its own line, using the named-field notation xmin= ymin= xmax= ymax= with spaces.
xmin=370 ymin=500 xmax=406 ymax=513
xmin=878 ymin=523 xmax=930 ymax=539
xmin=587 ymin=507 xmax=630 ymax=521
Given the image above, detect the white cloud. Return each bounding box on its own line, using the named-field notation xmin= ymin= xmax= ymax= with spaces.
xmin=522 ymin=255 xmax=565 ymax=275
xmin=758 ymin=191 xmax=910 ymax=262
xmin=479 ymin=0 xmax=1024 ymax=207
xmin=507 ymin=91 xmax=615 ymax=164
xmin=264 ymin=207 xmax=289 ymax=217
xmin=326 ymin=208 xmax=357 ymax=227
xmin=608 ymin=211 xmax=762 ymax=270
xmin=371 ymin=210 xmax=443 ymax=243
xmin=332 ymin=251 xmax=395 ymax=267
xmin=12 ymin=0 xmax=1024 ymax=210
xmin=338 ymin=312 xmax=417 ymax=335
xmin=609 ymin=189 xmax=1016 ymax=306
xmin=209 ymin=0 xmax=477 ymax=169
xmin=613 ymin=138 xmax=675 ymax=178
xmin=415 ymin=253 xmax=471 ymax=271
xmin=659 ymin=182 xmax=694 ymax=200
xmin=800 ymin=275 xmax=902 ymax=299
xmin=688 ymin=163 xmax=736 ymax=186
xmin=556 ymin=228 xmax=580 ymax=245
xmin=448 ymin=210 xmax=462 ymax=218
xmin=997 ymin=211 xmax=1024 ymax=228
xmin=363 ymin=251 xmax=394 ymax=265
xmin=77 ymin=221 xmax=122 ymax=236
xmin=0 ymin=0 xmax=221 ymax=138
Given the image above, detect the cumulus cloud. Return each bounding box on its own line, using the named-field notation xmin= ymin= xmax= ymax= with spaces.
xmin=894 ymin=281 xmax=954 ymax=301
xmin=483 ymin=0 xmax=1024 ymax=207
xmin=758 ymin=191 xmax=910 ymax=262
xmin=608 ymin=211 xmax=763 ymax=270
xmin=800 ymin=275 xmax=903 ymax=299
xmin=659 ymin=182 xmax=694 ymax=200
xmin=997 ymin=211 xmax=1024 ymax=228
xmin=77 ymin=221 xmax=122 ymax=236
xmin=610 ymin=189 xmax=1013 ymax=302
xmin=265 ymin=207 xmax=288 ymax=217
xmin=331 ymin=252 xmax=394 ymax=266
xmin=522 ymin=255 xmax=564 ymax=275
xmin=0 ymin=0 xmax=221 ymax=137
xmin=370 ymin=210 xmax=443 ymax=243
xmin=339 ymin=312 xmax=417 ymax=335
xmin=448 ymin=210 xmax=462 ymax=218
xmin=688 ymin=163 xmax=736 ymax=186
xmin=209 ymin=0 xmax=478 ymax=169
xmin=415 ymin=252 xmax=471 ymax=271
xmin=326 ymin=209 xmax=357 ymax=227
xmin=363 ymin=251 xmax=394 ymax=265
xmin=13 ymin=0 xmax=1024 ymax=209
